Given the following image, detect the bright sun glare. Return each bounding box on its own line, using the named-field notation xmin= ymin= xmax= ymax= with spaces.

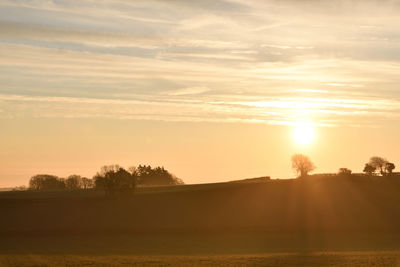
xmin=293 ymin=122 xmax=315 ymax=145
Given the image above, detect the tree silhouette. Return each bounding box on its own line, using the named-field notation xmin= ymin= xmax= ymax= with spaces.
xmin=363 ymin=163 xmax=376 ymax=176
xmin=291 ymin=154 xmax=315 ymax=178
xmin=93 ymin=165 xmax=136 ymax=197
xmin=369 ymin=156 xmax=388 ymax=175
xmin=338 ymin=168 xmax=352 ymax=176
xmin=28 ymin=164 xmax=183 ymax=193
xmin=386 ymin=162 xmax=395 ymax=175
xmin=366 ymin=156 xmax=396 ymax=176
xmin=81 ymin=177 xmax=94 ymax=189
xmin=65 ymin=175 xmax=83 ymax=190
xmin=132 ymin=165 xmax=183 ymax=186
xmin=29 ymin=174 xmax=66 ymax=191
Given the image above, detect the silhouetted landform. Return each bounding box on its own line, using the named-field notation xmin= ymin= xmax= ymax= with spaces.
xmin=2 ymin=174 xmax=400 ymax=235
xmin=0 ymin=187 xmax=13 ymax=192
xmin=309 ymin=172 xmax=400 ymax=179
xmin=3 ymin=174 xmax=400 ymax=254
xmin=3 ymin=152 xmax=400 ymax=254
xmin=229 ymin=176 xmax=270 ymax=183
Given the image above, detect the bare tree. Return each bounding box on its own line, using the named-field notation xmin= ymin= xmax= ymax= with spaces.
xmin=291 ymin=154 xmax=315 ymax=178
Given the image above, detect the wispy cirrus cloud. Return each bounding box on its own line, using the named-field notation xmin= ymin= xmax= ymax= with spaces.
xmin=1 ymin=0 xmax=400 ymax=126
xmin=168 ymin=87 xmax=211 ymax=96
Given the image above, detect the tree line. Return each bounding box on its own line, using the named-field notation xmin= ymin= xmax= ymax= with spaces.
xmin=29 ymin=174 xmax=93 ymax=191
xmin=29 ymin=165 xmax=183 ymax=195
xmin=292 ymin=154 xmax=396 ymax=178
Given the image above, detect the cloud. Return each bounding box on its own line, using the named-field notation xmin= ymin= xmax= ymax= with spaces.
xmin=0 ymin=21 xmax=163 ymax=49
xmin=1 ymin=92 xmax=399 ymax=128
xmin=294 ymin=89 xmax=329 ymax=94
xmin=1 ymin=0 xmax=400 ymax=126
xmin=168 ymin=87 xmax=211 ymax=96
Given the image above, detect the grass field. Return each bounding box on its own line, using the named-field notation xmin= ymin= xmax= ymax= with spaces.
xmin=1 ymin=252 xmax=400 ymax=266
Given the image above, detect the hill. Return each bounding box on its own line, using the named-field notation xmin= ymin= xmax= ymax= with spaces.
xmin=1 ymin=176 xmax=400 ymax=254
xmin=229 ymin=176 xmax=270 ymax=183
xmin=0 ymin=187 xmax=12 ymax=192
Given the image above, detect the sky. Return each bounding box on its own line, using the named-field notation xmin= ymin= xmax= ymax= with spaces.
xmin=1 ymin=0 xmax=400 ymax=187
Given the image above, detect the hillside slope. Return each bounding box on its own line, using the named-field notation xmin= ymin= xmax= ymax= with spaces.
xmin=1 ymin=176 xmax=400 ymax=235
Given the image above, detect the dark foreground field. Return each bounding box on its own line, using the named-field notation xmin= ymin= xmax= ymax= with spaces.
xmin=2 ymin=177 xmax=400 ymax=266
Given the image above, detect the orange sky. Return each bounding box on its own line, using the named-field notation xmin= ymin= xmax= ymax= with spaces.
xmin=1 ymin=0 xmax=400 ymax=187
xmin=1 ymin=118 xmax=399 ymax=187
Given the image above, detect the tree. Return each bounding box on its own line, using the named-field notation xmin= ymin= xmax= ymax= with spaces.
xmin=338 ymin=168 xmax=352 ymax=176
xmin=81 ymin=177 xmax=94 ymax=189
xmin=291 ymin=154 xmax=315 ymax=178
xmin=363 ymin=163 xmax=376 ymax=176
xmin=367 ymin=156 xmax=395 ymax=176
xmin=132 ymin=165 xmax=184 ymax=186
xmin=65 ymin=175 xmax=83 ymax=190
xmin=93 ymin=165 xmax=136 ymax=197
xmin=29 ymin=174 xmax=66 ymax=191
xmin=385 ymin=162 xmax=395 ymax=175
xmin=369 ymin=156 xmax=388 ymax=175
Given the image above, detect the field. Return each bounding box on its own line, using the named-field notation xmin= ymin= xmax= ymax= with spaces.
xmin=1 ymin=252 xmax=400 ymax=266
xmin=2 ymin=177 xmax=400 ymax=266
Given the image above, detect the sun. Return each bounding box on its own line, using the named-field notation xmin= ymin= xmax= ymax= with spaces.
xmin=293 ymin=122 xmax=315 ymax=145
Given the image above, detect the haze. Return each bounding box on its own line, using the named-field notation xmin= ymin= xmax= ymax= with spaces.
xmin=1 ymin=0 xmax=400 ymax=187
